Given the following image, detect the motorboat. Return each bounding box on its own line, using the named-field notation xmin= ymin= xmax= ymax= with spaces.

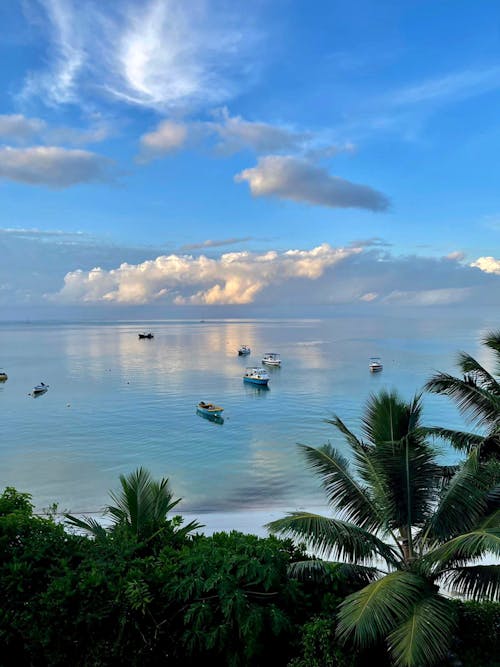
xmin=197 ymin=401 xmax=224 ymax=418
xmin=138 ymin=332 xmax=154 ymax=339
xmin=0 ymin=370 xmax=7 ymax=381
xmin=243 ymin=367 xmax=270 ymax=386
xmin=238 ymin=345 xmax=251 ymax=356
xmin=262 ymin=352 xmax=281 ymax=367
xmin=369 ymin=357 xmax=383 ymax=373
xmin=32 ymin=382 xmax=49 ymax=395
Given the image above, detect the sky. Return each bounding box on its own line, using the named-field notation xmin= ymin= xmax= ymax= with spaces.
xmin=1 ymin=0 xmax=500 ymax=318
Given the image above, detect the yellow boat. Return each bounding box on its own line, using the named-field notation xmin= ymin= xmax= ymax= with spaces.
xmin=0 ymin=371 xmax=8 ymax=381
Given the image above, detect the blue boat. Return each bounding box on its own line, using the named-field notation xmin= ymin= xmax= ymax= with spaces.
xmin=243 ymin=367 xmax=270 ymax=386
xmin=197 ymin=401 xmax=224 ymax=418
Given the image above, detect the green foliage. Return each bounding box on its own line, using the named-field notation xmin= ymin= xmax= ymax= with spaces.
xmin=448 ymin=600 xmax=500 ymax=666
xmin=268 ymin=390 xmax=500 ymax=666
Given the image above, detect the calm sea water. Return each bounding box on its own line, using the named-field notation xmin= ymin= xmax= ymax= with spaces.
xmin=0 ymin=315 xmax=495 ymax=523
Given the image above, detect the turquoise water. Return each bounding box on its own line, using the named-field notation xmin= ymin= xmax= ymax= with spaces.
xmin=0 ymin=316 xmax=494 ymax=519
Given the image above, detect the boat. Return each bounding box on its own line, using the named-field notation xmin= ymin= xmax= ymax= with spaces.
xmin=243 ymin=367 xmax=270 ymax=386
xmin=197 ymin=401 xmax=224 ymax=418
xmin=262 ymin=352 xmax=281 ymax=367
xmin=138 ymin=332 xmax=154 ymax=339
xmin=32 ymin=382 xmax=49 ymax=395
xmin=238 ymin=345 xmax=251 ymax=356
xmin=0 ymin=370 xmax=8 ymax=381
xmin=369 ymin=357 xmax=383 ymax=373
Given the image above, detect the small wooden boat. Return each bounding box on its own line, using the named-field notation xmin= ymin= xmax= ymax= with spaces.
xmin=138 ymin=332 xmax=154 ymax=339
xmin=238 ymin=345 xmax=251 ymax=356
xmin=369 ymin=357 xmax=383 ymax=373
xmin=243 ymin=367 xmax=270 ymax=386
xmin=262 ymin=352 xmax=281 ymax=367
xmin=197 ymin=401 xmax=224 ymax=418
xmin=0 ymin=370 xmax=8 ymax=382
xmin=32 ymin=382 xmax=49 ymax=395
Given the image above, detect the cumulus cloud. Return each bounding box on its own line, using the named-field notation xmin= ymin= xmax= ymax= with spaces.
xmin=0 ymin=114 xmax=46 ymax=142
xmin=470 ymin=256 xmax=500 ymax=274
xmin=445 ymin=251 xmax=466 ymax=261
xmin=137 ymin=109 xmax=352 ymax=162
xmin=22 ymin=0 xmax=260 ymax=111
xmin=235 ymin=155 xmax=389 ymax=211
xmin=137 ymin=120 xmax=188 ymax=162
xmin=0 ymin=146 xmax=115 ymax=188
xmin=51 ymin=243 xmax=361 ymax=305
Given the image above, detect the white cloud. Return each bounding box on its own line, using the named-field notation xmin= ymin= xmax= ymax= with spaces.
xmin=23 ymin=0 xmax=260 ymax=111
xmin=0 ymin=114 xmax=46 ymax=141
xmin=0 ymin=146 xmax=115 ymax=188
xmin=137 ymin=120 xmax=188 ymax=162
xmin=235 ymin=155 xmax=389 ymax=211
xmin=383 ymin=288 xmax=471 ymax=306
xmin=180 ymin=237 xmax=253 ymax=251
xmin=445 ymin=251 xmax=465 ymax=261
xmin=51 ymin=243 xmax=361 ymax=305
xmin=470 ymin=256 xmax=500 ymax=274
xmin=137 ymin=109 xmax=352 ymax=162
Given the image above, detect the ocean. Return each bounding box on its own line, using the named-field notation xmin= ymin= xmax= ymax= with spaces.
xmin=0 ymin=314 xmax=495 ymax=534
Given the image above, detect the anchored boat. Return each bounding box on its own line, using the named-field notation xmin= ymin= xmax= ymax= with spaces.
xmin=243 ymin=367 xmax=270 ymax=386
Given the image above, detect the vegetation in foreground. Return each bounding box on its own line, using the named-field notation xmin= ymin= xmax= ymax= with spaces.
xmin=1 ymin=332 xmax=500 ymax=666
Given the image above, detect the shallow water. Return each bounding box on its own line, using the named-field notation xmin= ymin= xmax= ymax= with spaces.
xmin=0 ymin=315 xmax=494 ymax=520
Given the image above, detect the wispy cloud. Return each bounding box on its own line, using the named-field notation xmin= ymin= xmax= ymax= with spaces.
xmin=0 ymin=146 xmax=116 ymax=188
xmin=137 ymin=108 xmax=350 ymax=162
xmin=0 ymin=113 xmax=110 ymax=146
xmin=180 ymin=237 xmax=254 ymax=251
xmin=235 ymin=155 xmax=389 ymax=212
xmin=22 ymin=0 xmax=261 ymax=111
xmin=388 ymin=67 xmax=500 ymax=107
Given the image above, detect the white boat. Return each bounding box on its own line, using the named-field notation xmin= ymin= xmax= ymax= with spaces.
xmin=238 ymin=345 xmax=251 ymax=356
xmin=369 ymin=357 xmax=383 ymax=373
xmin=197 ymin=401 xmax=224 ymax=418
xmin=262 ymin=352 xmax=281 ymax=367
xmin=138 ymin=332 xmax=154 ymax=339
xmin=32 ymin=382 xmax=49 ymax=395
xmin=243 ymin=367 xmax=270 ymax=386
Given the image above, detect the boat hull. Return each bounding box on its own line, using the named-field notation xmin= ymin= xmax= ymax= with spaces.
xmin=243 ymin=376 xmax=269 ymax=385
xmin=196 ymin=409 xmax=224 ymax=424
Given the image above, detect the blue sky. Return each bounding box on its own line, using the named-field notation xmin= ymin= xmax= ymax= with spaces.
xmin=1 ymin=0 xmax=500 ymax=317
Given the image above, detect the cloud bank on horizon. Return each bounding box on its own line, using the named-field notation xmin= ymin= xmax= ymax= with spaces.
xmin=1 ymin=0 xmax=500 ymax=315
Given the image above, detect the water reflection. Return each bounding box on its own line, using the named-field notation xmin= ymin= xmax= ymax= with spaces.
xmin=196 ymin=409 xmax=224 ymax=425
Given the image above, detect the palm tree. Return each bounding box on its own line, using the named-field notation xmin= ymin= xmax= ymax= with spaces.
xmin=267 ymin=390 xmax=500 ymax=667
xmin=66 ymin=467 xmax=202 ymax=544
xmin=424 ymin=330 xmax=500 ymax=460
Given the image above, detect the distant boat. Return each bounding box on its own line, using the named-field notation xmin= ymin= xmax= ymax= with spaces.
xmin=138 ymin=332 xmax=154 ymax=339
xmin=238 ymin=345 xmax=251 ymax=356
xmin=197 ymin=401 xmax=224 ymax=418
xmin=369 ymin=357 xmax=383 ymax=373
xmin=0 ymin=370 xmax=8 ymax=381
xmin=32 ymin=382 xmax=49 ymax=396
xmin=243 ymin=367 xmax=270 ymax=386
xmin=262 ymin=352 xmax=281 ymax=367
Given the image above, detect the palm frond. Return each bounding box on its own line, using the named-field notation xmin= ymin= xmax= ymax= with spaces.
xmin=336 ymin=570 xmax=427 ymax=647
xmin=456 ymin=352 xmax=500 ymax=395
xmin=298 ymin=443 xmax=381 ymax=532
xmin=287 ymin=559 xmax=380 ymax=585
xmin=423 ymin=528 xmax=500 ymax=571
xmin=361 ymin=390 xmax=423 ymax=446
xmin=387 ymin=594 xmax=456 ymax=667
xmin=438 ymin=565 xmax=500 ymax=601
xmin=424 ymin=373 xmax=500 ymax=428
xmin=420 ymin=426 xmax=485 ymax=454
xmin=420 ymin=451 xmax=494 ymax=543
xmin=64 ymin=514 xmax=108 ymax=538
xmin=266 ymin=512 xmax=399 ymax=566
xmin=483 ymin=330 xmax=500 ymax=376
